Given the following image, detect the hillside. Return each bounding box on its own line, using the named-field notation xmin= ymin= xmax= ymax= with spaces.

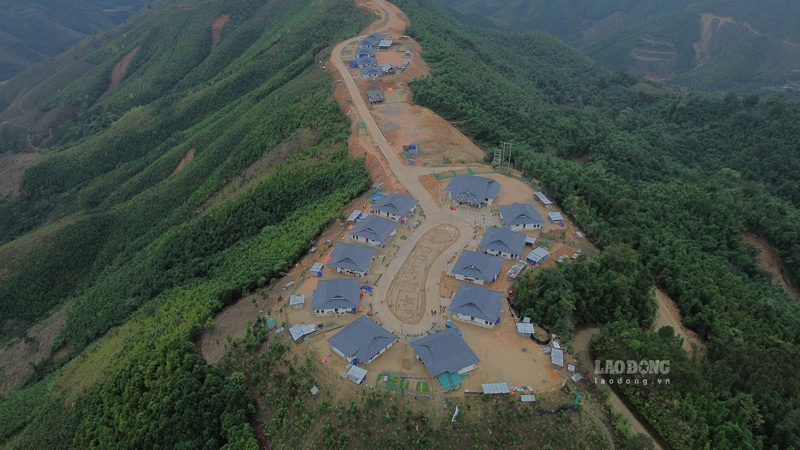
xmin=3 ymin=0 xmax=800 ymax=448
xmin=0 ymin=0 xmax=149 ymax=82
xmin=395 ymin=0 xmax=800 ymax=447
xmin=435 ymin=0 xmax=800 ymax=96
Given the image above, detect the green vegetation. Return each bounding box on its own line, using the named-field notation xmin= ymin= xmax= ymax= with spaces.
xmin=0 ymin=0 xmax=375 ymax=447
xmin=0 ymin=0 xmax=146 ymax=81
xmin=395 ymin=0 xmax=800 ymax=447
xmin=435 ymin=0 xmax=800 ymax=96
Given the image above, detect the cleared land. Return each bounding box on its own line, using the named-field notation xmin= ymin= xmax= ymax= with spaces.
xmin=743 ymin=233 xmax=800 ymax=300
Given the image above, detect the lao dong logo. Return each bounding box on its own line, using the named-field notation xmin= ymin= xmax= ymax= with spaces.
xmin=594 ymin=360 xmax=671 ymax=386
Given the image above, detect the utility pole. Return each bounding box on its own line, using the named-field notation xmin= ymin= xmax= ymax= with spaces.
xmin=502 ymin=141 xmax=514 ymax=171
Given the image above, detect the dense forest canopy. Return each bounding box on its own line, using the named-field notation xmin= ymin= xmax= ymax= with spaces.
xmin=393 ymin=0 xmax=800 ymax=447
xmin=434 ymin=0 xmax=800 ymax=97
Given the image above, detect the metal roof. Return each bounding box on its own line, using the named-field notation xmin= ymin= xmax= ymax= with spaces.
xmin=548 ymin=212 xmax=564 ymax=222
xmin=516 ymin=322 xmax=535 ymax=334
xmin=499 ymin=203 xmax=543 ymax=227
xmin=346 ymin=210 xmax=362 ymax=221
xmin=378 ymin=39 xmax=393 ymax=47
xmin=452 ymin=250 xmax=503 ymax=282
xmin=312 ymin=278 xmax=361 ymax=310
xmin=310 ymin=262 xmax=324 ymax=273
xmin=356 ymin=56 xmax=377 ymax=66
xmin=520 ymin=394 xmax=536 ymax=402
xmin=525 ymin=236 xmax=537 ymax=245
xmin=289 ymin=324 xmax=316 ymax=341
xmin=449 ymin=284 xmax=503 ymax=322
xmin=482 ymin=382 xmax=510 ymax=394
xmin=526 ymin=247 xmax=550 ymax=263
xmin=327 ymin=243 xmax=376 ymax=273
xmin=534 ymin=191 xmax=553 ymax=205
xmin=327 ymin=316 xmax=397 ymax=363
xmin=355 ymin=46 xmax=376 ymax=56
xmin=410 ymin=328 xmax=480 ymax=377
xmin=571 ymin=373 xmax=583 ymax=382
xmin=289 ymin=294 xmax=305 ymax=306
xmin=359 ymin=66 xmax=382 ymax=77
xmin=350 ymin=215 xmax=397 ymax=245
xmin=371 ymin=193 xmax=418 ymax=217
xmin=551 ymin=348 xmax=564 ymax=367
xmin=479 ymin=227 xmax=526 ymax=256
xmin=445 ymin=175 xmax=501 ymax=205
xmin=347 ymin=365 xmax=368 ymax=384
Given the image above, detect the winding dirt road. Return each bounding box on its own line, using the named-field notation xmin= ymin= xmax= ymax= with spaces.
xmin=331 ymin=1 xmax=664 ymax=446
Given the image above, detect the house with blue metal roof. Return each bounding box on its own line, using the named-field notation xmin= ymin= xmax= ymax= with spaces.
xmin=312 ymin=278 xmax=361 ymax=315
xmin=498 ymin=202 xmax=543 ymax=230
xmin=371 ymin=192 xmax=419 ymax=221
xmin=349 ymin=215 xmax=397 ymax=247
xmin=326 ymin=243 xmax=376 ymax=276
xmin=327 ymin=316 xmax=397 ymax=365
xmin=450 ymin=250 xmax=503 ymax=285
xmin=411 ymin=328 xmax=479 ymax=390
xmin=445 ymin=175 xmax=501 ymax=207
xmin=479 ymin=227 xmax=526 ymax=260
xmin=449 ymin=284 xmax=503 ymax=328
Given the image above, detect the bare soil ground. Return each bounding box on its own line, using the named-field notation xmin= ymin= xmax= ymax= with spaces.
xmin=0 ymin=152 xmax=37 ymax=198
xmin=97 ymin=46 xmax=139 ymax=102
xmin=0 ymin=307 xmax=69 ymax=395
xmin=172 ymin=148 xmax=195 ymax=174
xmin=458 ymin=310 xmax=565 ymax=394
xmin=386 ymin=224 xmax=460 ymax=324
xmin=210 ymin=14 xmax=230 ymax=52
xmin=743 ymin=233 xmax=800 ymax=300
xmin=653 ymin=289 xmax=706 ymax=355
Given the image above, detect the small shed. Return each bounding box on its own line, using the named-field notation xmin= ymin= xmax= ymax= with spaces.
xmin=347 ymin=210 xmax=363 ymax=222
xmin=525 ymin=236 xmax=537 ymax=246
xmin=520 ymin=394 xmax=536 ymax=402
xmin=289 ymin=324 xmax=316 ymax=342
xmin=266 ymin=318 xmax=277 ymax=329
xmin=534 ymin=191 xmax=553 ymax=205
xmin=526 ymin=247 xmax=550 ymax=265
xmin=482 ymin=382 xmax=510 ymax=394
xmin=378 ymin=39 xmax=393 ymax=50
xmin=310 ymin=262 xmax=324 ymax=277
xmin=347 ymin=365 xmax=368 ymax=384
xmin=548 ymin=212 xmax=564 ymax=223
xmin=517 ymin=322 xmax=534 ymax=337
xmin=289 ymin=294 xmax=305 ymax=309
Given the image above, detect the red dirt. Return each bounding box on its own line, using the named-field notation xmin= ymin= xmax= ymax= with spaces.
xmin=172 ymin=148 xmax=195 ymax=174
xmin=653 ymin=289 xmax=706 ymax=355
xmin=743 ymin=233 xmax=800 ymax=300
xmin=210 ymin=14 xmax=230 ymax=53
xmin=97 ymin=46 xmax=139 ymax=102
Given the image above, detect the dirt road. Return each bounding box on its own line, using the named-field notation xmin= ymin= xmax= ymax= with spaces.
xmin=574 ymin=328 xmax=664 ymax=450
xmin=330 ymin=0 xmax=477 ymax=336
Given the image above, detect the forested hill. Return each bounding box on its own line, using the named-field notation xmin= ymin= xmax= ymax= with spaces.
xmin=0 ymin=0 xmax=149 ymax=81
xmin=434 ymin=0 xmax=800 ymax=97
xmin=394 ymin=0 xmax=800 ymax=448
xmin=0 ymin=0 xmax=373 ymax=447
